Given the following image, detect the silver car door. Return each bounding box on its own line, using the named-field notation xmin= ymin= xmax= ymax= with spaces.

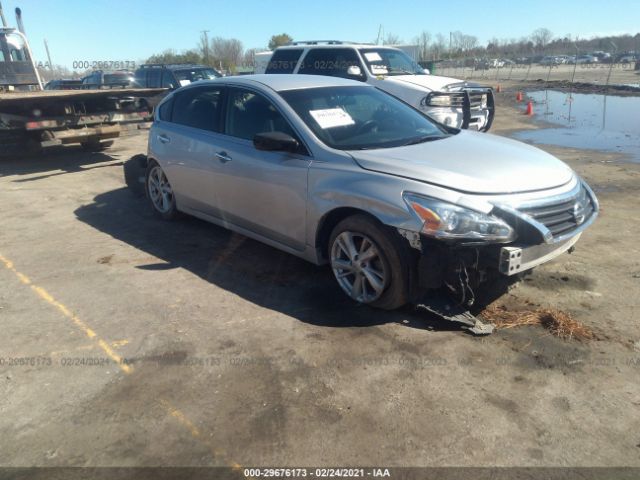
xmin=213 ymin=87 xmax=310 ymax=251
xmin=156 ymin=85 xmax=227 ymax=217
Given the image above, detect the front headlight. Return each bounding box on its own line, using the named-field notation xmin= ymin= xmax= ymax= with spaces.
xmin=403 ymin=194 xmax=516 ymax=243
xmin=422 ymin=93 xmax=454 ymax=107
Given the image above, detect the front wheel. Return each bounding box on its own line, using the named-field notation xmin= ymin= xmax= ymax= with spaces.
xmin=329 ymin=215 xmax=415 ymax=310
xmin=145 ymin=161 xmax=178 ymax=220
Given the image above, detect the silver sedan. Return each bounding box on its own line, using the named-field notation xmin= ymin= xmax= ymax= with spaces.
xmin=145 ymin=74 xmax=597 ymax=309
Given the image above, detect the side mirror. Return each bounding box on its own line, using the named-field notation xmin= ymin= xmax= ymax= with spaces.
xmin=253 ymin=131 xmax=299 ymax=153
xmin=347 ymin=65 xmax=362 ymax=77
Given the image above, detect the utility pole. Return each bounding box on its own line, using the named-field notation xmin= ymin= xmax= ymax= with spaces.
xmin=0 ymin=1 xmax=8 ymax=27
xmin=44 ymin=39 xmax=53 ymax=69
xmin=201 ymin=30 xmax=210 ymax=64
xmin=15 ymin=7 xmax=25 ymax=34
xmin=449 ymin=31 xmax=452 ymax=59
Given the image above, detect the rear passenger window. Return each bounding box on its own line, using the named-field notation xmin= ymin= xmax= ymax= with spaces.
xmin=146 ymin=69 xmax=162 ymax=88
xmin=171 ymin=87 xmax=223 ymax=132
xmin=265 ymin=49 xmax=303 ymax=74
xmin=161 ymin=71 xmax=176 ymax=89
xmin=158 ymin=97 xmax=173 ymax=121
xmin=134 ymin=71 xmax=146 ymax=88
xmin=298 ymin=48 xmax=364 ymax=79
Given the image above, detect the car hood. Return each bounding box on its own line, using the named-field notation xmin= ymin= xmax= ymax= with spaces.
xmin=347 ymin=131 xmax=575 ymax=194
xmin=382 ymin=74 xmax=468 ymax=91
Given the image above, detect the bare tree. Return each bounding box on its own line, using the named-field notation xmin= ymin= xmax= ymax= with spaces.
xmin=198 ymin=32 xmax=210 ymax=65
xmin=415 ymin=31 xmax=431 ymax=61
xmin=432 ymin=33 xmax=447 ymax=60
xmin=531 ymin=28 xmax=553 ymax=51
xmin=383 ymin=33 xmax=402 ymax=45
xmin=211 ymin=37 xmax=244 ymax=71
xmin=243 ymin=48 xmax=258 ymax=67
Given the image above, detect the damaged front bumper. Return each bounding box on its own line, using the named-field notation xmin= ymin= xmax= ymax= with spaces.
xmin=499 ymin=234 xmax=580 ymax=276
xmin=400 ymin=178 xmax=599 ymax=302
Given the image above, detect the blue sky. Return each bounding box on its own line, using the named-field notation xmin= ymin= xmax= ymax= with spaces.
xmin=2 ymin=0 xmax=639 ymax=70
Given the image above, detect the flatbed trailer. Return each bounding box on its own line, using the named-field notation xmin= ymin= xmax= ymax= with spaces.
xmin=1 ymin=7 xmax=169 ymax=156
xmin=0 ymin=88 xmax=166 ymax=154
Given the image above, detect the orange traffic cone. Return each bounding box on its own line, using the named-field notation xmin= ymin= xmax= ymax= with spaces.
xmin=516 ymin=91 xmax=523 ymax=102
xmin=525 ymin=101 xmax=533 ymax=115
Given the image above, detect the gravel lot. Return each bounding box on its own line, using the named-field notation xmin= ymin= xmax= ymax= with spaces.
xmin=1 ymin=91 xmax=639 ymax=472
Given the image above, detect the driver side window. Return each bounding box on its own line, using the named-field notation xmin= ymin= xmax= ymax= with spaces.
xmin=225 ymin=88 xmax=297 ymax=141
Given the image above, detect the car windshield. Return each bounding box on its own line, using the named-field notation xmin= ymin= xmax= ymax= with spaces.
xmin=104 ymin=73 xmax=133 ymax=84
xmin=174 ymin=68 xmax=220 ymax=83
xmin=280 ymin=86 xmax=450 ymax=150
xmin=358 ymin=48 xmax=425 ymax=76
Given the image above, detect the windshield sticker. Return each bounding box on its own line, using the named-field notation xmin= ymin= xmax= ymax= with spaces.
xmin=309 ymin=108 xmax=355 ymax=129
xmin=371 ymin=64 xmax=388 ymax=74
xmin=179 ymin=79 xmax=191 ymax=87
xmin=364 ymin=52 xmax=383 ymax=62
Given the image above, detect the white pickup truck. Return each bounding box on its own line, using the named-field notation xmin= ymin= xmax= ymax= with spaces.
xmin=256 ymin=41 xmax=495 ymax=131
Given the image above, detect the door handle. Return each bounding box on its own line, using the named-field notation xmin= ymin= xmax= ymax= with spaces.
xmin=215 ymin=151 xmax=232 ymax=163
xmin=157 ymin=134 xmax=170 ymax=144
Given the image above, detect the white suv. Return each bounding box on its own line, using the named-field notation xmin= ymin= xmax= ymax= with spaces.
xmin=258 ymin=41 xmax=495 ymax=131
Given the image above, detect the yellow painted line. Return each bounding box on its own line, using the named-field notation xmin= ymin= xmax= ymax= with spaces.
xmin=0 ymin=252 xmax=242 ymax=468
xmin=0 ymin=253 xmax=132 ymax=374
xmin=160 ymin=398 xmax=201 ymax=438
xmin=159 ymin=398 xmax=241 ymax=466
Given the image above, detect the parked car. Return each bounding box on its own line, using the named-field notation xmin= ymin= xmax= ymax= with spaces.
xmin=539 ymin=56 xmax=560 ymax=66
xmin=618 ymin=54 xmax=638 ymax=64
xmin=134 ymin=64 xmax=222 ymax=90
xmin=576 ymin=55 xmax=598 ymax=64
xmin=474 ymin=59 xmax=491 ymax=70
xmin=80 ymin=70 xmax=136 ymax=89
xmin=43 ymin=79 xmax=83 ymax=90
xmin=259 ymin=41 xmax=495 ymax=132
xmin=142 ymin=74 xmax=598 ymax=310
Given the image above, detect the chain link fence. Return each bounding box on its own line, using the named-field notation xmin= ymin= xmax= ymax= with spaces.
xmin=431 ymin=52 xmax=640 ymax=88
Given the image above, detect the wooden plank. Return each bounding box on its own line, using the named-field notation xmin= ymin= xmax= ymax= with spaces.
xmin=0 ymin=88 xmax=167 ymax=102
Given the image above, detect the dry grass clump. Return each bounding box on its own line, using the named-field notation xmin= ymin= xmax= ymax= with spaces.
xmin=481 ymin=304 xmax=595 ymax=341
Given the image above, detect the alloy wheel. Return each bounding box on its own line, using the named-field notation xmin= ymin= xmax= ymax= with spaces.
xmin=330 ymin=231 xmax=388 ymax=303
xmin=147 ymin=166 xmax=174 ymax=214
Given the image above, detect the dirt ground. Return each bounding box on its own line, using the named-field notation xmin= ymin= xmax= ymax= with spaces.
xmin=1 ymin=90 xmax=639 ymax=473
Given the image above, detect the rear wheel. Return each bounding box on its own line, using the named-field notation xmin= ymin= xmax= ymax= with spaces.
xmin=124 ymin=154 xmax=148 ymax=197
xmin=145 ymin=160 xmax=177 ymax=220
xmin=329 ymin=215 xmax=415 ymax=310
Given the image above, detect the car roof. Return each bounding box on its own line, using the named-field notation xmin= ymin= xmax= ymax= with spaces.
xmin=182 ymin=74 xmax=371 ymax=92
xmin=275 ymin=42 xmax=395 ymax=50
xmin=138 ymin=64 xmax=211 ymax=70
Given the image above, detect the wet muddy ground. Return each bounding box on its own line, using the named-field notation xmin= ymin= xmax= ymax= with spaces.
xmin=513 ymin=90 xmax=640 ymax=162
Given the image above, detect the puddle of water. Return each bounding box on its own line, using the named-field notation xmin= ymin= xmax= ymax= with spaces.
xmin=513 ymin=90 xmax=640 ymax=162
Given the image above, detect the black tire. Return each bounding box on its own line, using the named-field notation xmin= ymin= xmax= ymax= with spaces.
xmin=81 ymin=139 xmax=114 ymax=152
xmin=145 ymin=160 xmax=178 ymax=220
xmin=328 ymin=214 xmax=416 ymax=310
xmin=123 ymin=154 xmax=148 ymax=197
